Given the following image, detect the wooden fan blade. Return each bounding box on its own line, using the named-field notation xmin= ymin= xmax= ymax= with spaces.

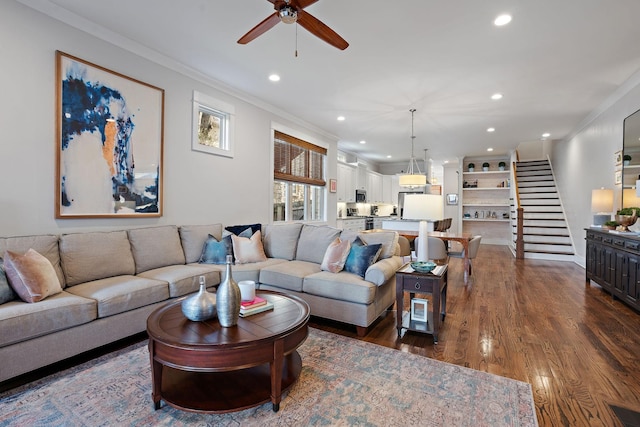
xmin=237 ymin=12 xmax=281 ymax=44
xmin=292 ymin=0 xmax=320 ymax=9
xmin=297 ymin=10 xmax=348 ymax=50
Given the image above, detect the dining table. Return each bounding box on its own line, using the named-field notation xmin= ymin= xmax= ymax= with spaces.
xmin=385 ymin=229 xmax=474 ymax=285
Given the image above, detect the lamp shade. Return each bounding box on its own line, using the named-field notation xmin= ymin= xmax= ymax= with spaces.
xmin=591 ymin=189 xmax=613 ymax=213
xmin=623 ymin=188 xmax=640 ymax=208
xmin=402 ymin=194 xmax=443 ymax=220
xmin=399 ymin=174 xmax=427 ymax=187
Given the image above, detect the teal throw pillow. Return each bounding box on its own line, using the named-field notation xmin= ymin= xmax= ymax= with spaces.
xmin=199 ymin=234 xmax=233 ymax=264
xmin=344 ymin=237 xmax=382 ymax=278
xmin=0 ymin=258 xmax=17 ymax=305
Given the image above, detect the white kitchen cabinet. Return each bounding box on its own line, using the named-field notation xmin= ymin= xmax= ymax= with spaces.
xmin=367 ymin=171 xmax=382 ymax=203
xmin=337 ymin=163 xmax=356 ymax=202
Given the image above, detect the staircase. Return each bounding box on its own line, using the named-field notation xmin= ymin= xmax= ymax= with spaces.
xmin=513 ymin=159 xmax=575 ymax=261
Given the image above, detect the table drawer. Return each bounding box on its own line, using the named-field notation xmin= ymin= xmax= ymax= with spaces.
xmin=400 ymin=276 xmax=437 ymax=292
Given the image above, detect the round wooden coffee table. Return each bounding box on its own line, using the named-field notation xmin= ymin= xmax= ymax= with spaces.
xmin=146 ymin=290 xmax=309 ymax=413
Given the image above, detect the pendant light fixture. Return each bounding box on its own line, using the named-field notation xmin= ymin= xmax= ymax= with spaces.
xmin=399 ymin=109 xmax=427 ymax=188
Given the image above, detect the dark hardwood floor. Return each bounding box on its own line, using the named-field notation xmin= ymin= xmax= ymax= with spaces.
xmin=3 ymin=244 xmax=639 ymax=426
xmin=310 ymin=244 xmax=640 ymax=427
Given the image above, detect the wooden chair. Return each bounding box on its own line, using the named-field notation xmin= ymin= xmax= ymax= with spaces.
xmin=448 ymin=235 xmax=482 ymax=275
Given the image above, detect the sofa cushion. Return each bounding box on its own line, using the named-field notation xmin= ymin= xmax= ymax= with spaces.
xmin=199 ymin=234 xmax=232 ymax=264
xmin=259 ymin=260 xmax=321 ymax=292
xmin=201 ymin=258 xmax=287 ymax=284
xmin=344 ymin=238 xmax=382 ymax=278
xmin=232 ymin=230 xmax=267 ymax=264
xmin=65 ymin=275 xmax=169 ymax=318
xmin=302 ymin=271 xmax=377 ymax=305
xmin=358 ymin=231 xmax=399 ymax=259
xmin=320 ymin=238 xmax=351 ymax=273
xmin=59 ymin=230 xmax=136 ymax=286
xmin=0 ymin=258 xmax=17 ymax=305
xmin=262 ymin=223 xmax=303 ymax=260
xmin=179 ymin=224 xmax=223 ymax=264
xmin=138 ymin=265 xmax=221 ymax=298
xmin=4 ymin=249 xmax=63 ymax=303
xmin=128 ymin=226 xmax=186 ymax=274
xmin=0 ymin=291 xmax=97 ymax=347
xmin=0 ymin=234 xmax=64 ymax=288
xmin=295 ymin=225 xmax=341 ymax=264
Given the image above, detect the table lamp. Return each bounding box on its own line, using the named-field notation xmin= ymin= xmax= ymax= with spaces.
xmin=591 ymin=188 xmax=613 ymax=226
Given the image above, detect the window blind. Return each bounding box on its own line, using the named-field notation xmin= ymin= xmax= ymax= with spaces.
xmin=274 ymin=131 xmax=326 ymax=186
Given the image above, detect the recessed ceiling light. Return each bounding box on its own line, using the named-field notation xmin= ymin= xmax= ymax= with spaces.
xmin=487 ymin=148 xmax=494 ymax=152
xmin=268 ymin=74 xmax=280 ymax=82
xmin=487 ymin=127 xmax=495 ymax=132
xmin=494 ymin=14 xmax=512 ymax=26
xmin=360 ymin=140 xmax=366 ymax=144
xmin=491 ymin=93 xmax=503 ymax=100
xmin=444 ymin=160 xmax=449 ymax=164
xmin=542 ymin=132 xmax=550 ymax=138
xmin=337 ymin=116 xmax=346 ymax=121
xmin=386 ymin=155 xmax=392 ymax=158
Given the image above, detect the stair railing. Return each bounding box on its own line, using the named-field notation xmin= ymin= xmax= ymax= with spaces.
xmin=512 ymin=161 xmax=525 ymax=259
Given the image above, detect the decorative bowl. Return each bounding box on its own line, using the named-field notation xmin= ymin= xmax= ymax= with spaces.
xmin=411 ymin=261 xmax=437 ymax=273
xmin=615 ymin=210 xmax=638 ymax=231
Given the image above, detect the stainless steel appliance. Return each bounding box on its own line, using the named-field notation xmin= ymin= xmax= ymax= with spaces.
xmin=355 ymin=189 xmax=367 ymax=203
xmin=365 ymin=217 xmax=374 ymax=230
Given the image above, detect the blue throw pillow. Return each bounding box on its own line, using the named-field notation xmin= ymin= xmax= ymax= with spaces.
xmin=344 ymin=237 xmax=382 ymax=278
xmin=0 ymin=258 xmax=17 ymax=305
xmin=199 ymin=234 xmax=233 ymax=264
xmin=225 ymin=223 xmax=261 ymax=236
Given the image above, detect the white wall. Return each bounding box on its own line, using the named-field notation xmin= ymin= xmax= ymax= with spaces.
xmin=552 ymin=75 xmax=640 ymax=265
xmin=0 ymin=1 xmax=337 ymax=237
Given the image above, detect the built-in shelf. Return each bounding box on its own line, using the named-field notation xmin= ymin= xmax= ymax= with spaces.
xmin=463 ymin=170 xmax=509 ymax=175
xmin=462 ymin=218 xmax=510 ymax=223
xmin=463 ymin=203 xmax=510 ymax=207
xmin=462 ymin=187 xmax=510 ymax=191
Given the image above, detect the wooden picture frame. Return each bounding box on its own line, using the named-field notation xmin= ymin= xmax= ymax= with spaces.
xmin=329 ymin=179 xmax=337 ymax=193
xmin=55 ymin=51 xmax=164 ymax=218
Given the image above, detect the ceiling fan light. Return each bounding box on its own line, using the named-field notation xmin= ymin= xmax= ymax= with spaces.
xmin=279 ymin=7 xmax=298 ymax=24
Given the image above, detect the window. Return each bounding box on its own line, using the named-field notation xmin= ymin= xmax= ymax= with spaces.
xmin=273 ymin=130 xmax=327 ymax=222
xmin=192 ymin=91 xmax=234 ymax=158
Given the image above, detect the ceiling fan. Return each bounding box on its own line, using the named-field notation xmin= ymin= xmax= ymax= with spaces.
xmin=238 ymin=0 xmax=349 ymax=50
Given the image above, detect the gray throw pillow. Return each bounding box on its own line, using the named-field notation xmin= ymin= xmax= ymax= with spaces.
xmin=199 ymin=234 xmax=233 ymax=264
xmin=0 ymin=258 xmax=18 ymax=304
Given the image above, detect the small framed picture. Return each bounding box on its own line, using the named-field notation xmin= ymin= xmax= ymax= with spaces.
xmin=329 ymin=179 xmax=337 ymax=193
xmin=410 ymin=298 xmax=428 ymax=322
xmin=615 ymin=169 xmax=622 ymax=185
xmin=615 ymin=150 xmax=622 ymax=166
xmin=446 ymin=193 xmax=458 ymax=205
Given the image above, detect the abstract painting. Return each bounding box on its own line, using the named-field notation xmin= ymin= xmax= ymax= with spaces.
xmin=55 ymin=51 xmax=164 ymax=218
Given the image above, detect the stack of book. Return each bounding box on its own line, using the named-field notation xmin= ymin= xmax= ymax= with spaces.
xmin=239 ymin=296 xmax=274 ymax=317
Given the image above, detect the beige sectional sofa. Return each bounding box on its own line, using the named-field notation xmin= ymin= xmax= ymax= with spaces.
xmin=0 ymin=223 xmax=402 ymax=383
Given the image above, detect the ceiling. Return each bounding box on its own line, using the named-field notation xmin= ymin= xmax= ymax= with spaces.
xmin=18 ymin=0 xmax=640 ymax=165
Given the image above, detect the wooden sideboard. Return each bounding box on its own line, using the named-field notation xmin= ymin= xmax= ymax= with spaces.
xmin=585 ymin=228 xmax=640 ymax=311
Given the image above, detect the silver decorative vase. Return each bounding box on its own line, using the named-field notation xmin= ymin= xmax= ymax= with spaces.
xmin=181 ymin=276 xmax=217 ymax=321
xmin=216 ymin=255 xmax=241 ymax=327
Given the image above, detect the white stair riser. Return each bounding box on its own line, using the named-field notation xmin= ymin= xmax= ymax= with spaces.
xmin=522 ymin=212 xmax=565 ymax=219
xmin=516 ymin=170 xmax=551 ymax=176
xmin=519 ymin=196 xmax=559 ymax=202
xmin=518 ymin=227 xmax=570 ymax=235
xmin=524 ymin=252 xmax=575 ymax=262
xmin=524 ymin=243 xmax=574 ymax=253
xmin=523 ymin=235 xmax=572 ymax=244
xmin=520 ymin=220 xmax=567 ymax=227
xmin=519 ymin=205 xmax=562 ymax=212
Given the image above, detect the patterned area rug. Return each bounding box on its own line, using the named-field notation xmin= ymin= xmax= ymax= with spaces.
xmin=0 ymin=328 xmax=537 ymax=426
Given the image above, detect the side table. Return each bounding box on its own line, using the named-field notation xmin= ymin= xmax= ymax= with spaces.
xmin=395 ymin=263 xmax=448 ymax=343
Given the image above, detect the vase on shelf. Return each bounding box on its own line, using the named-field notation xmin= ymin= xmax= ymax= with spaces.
xmin=216 ymin=255 xmax=241 ymax=327
xmin=181 ymin=276 xmax=217 ymax=321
